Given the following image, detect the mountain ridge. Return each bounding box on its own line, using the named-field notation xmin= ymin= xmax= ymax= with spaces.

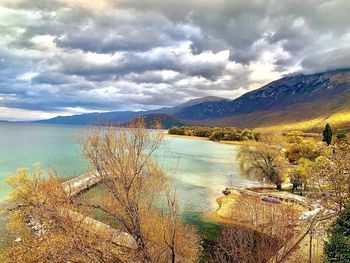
xmin=4 ymin=69 xmax=350 ymax=130
xmin=174 ymin=69 xmax=350 ymax=121
xmin=31 ymin=96 xmax=228 ymax=125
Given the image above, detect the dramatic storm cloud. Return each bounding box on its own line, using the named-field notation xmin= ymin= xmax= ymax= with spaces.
xmin=0 ymin=0 xmax=349 ymax=120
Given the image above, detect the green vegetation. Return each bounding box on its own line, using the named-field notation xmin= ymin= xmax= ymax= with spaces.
xmin=336 ymin=133 xmax=347 ymax=141
xmin=285 ymin=140 xmax=320 ymax=163
xmin=290 ymin=157 xmax=313 ymax=193
xmin=325 ymin=207 xmax=350 ymax=263
xmin=168 ymin=126 xmax=260 ymax=142
xmin=323 ymin=123 xmax=333 ymax=145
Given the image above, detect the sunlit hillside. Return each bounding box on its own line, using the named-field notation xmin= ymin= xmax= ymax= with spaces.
xmin=203 ymin=71 xmax=350 ymax=132
xmin=255 ymin=111 xmax=350 ymax=132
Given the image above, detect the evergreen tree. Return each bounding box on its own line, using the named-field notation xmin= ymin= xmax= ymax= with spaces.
xmin=323 ymin=123 xmax=333 ymax=145
xmin=325 ymin=207 xmax=350 ymax=263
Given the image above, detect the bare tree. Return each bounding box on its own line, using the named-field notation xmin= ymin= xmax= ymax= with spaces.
xmin=208 ymin=195 xmax=301 ymax=263
xmin=239 ymin=144 xmax=288 ymax=189
xmin=79 ymin=120 xmax=200 ymax=262
xmin=208 ymin=225 xmax=279 ymax=263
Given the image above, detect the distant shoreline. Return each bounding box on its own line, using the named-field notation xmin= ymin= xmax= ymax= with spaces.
xmin=164 ymin=133 xmax=208 ymax=140
xmin=165 ymin=133 xmax=257 ymax=146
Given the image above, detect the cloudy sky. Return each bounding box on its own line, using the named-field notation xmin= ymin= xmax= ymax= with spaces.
xmin=1 ymin=0 xmax=350 ymax=120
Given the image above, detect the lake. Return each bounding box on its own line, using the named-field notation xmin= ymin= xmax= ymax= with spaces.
xmin=0 ymin=123 xmax=257 ymax=216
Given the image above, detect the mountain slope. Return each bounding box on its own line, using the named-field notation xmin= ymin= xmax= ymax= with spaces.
xmin=175 ymin=69 xmax=350 ymax=129
xmin=33 ymin=111 xmax=143 ymax=125
xmin=34 ymin=96 xmax=228 ymax=125
xmin=170 ymin=96 xmax=229 ymax=111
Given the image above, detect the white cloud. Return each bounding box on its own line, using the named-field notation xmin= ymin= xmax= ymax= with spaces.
xmin=17 ymin=72 xmax=39 ymax=81
xmin=0 ymin=107 xmax=63 ymax=121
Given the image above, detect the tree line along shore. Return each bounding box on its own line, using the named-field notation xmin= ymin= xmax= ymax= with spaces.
xmin=168 ymin=126 xmax=261 ymax=142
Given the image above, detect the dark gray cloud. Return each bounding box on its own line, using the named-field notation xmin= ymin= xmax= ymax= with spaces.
xmin=0 ymin=0 xmax=349 ymax=120
xmin=302 ymin=48 xmax=350 ymax=74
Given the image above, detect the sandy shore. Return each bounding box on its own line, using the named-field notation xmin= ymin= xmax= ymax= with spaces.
xmin=203 ymin=190 xmax=241 ymax=225
xmin=164 ymin=134 xmax=209 ymax=140
xmin=204 ymin=187 xmax=308 ymax=227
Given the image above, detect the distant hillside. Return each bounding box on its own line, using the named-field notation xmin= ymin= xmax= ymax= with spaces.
xmin=33 ymin=96 xmax=228 ymax=125
xmin=33 ymin=111 xmax=143 ymax=125
xmin=126 ymin=114 xmax=192 ymax=129
xmin=175 ymin=69 xmax=350 ymax=130
xmin=170 ymin=96 xmax=229 ymax=112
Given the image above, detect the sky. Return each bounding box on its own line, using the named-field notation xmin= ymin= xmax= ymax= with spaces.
xmin=1 ymin=0 xmax=350 ymax=121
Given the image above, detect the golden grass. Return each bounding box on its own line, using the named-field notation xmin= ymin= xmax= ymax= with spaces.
xmin=202 ymin=94 xmax=350 ymax=133
xmin=255 ymin=111 xmax=350 ymax=132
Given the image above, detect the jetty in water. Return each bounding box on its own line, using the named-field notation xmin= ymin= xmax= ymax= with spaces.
xmin=61 ymin=172 xmax=136 ymax=249
xmin=61 ymin=172 xmax=101 ymax=197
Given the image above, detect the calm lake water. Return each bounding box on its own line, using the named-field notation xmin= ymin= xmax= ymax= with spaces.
xmin=0 ymin=123 xmax=256 ymax=216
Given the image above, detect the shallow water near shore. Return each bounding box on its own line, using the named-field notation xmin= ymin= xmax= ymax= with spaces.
xmin=0 ymin=123 xmax=257 ymax=223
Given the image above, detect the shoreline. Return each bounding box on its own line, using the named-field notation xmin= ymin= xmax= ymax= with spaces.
xmin=164 ymin=133 xmax=209 ymax=140
xmin=165 ymin=133 xmax=257 ymax=146
xmin=203 ymin=193 xmax=240 ymax=225
xmin=204 ymin=187 xmax=310 ymax=226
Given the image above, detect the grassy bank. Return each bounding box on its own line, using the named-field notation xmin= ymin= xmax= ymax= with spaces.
xmin=254 ymin=111 xmax=350 ymax=133
xmin=168 ymin=126 xmax=260 ymax=142
xmin=165 ymin=133 xmax=259 ymax=146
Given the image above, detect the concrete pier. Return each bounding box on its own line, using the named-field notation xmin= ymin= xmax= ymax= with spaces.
xmin=61 ymin=172 xmax=136 ymax=249
xmin=62 ymin=172 xmax=101 ymax=197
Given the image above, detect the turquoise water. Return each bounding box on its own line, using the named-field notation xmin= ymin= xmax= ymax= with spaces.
xmin=0 ymin=123 xmax=256 ymax=214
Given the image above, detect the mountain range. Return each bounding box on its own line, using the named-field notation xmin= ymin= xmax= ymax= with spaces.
xmin=28 ymin=69 xmax=350 ymax=130
xmin=32 ymin=96 xmax=228 ymax=127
